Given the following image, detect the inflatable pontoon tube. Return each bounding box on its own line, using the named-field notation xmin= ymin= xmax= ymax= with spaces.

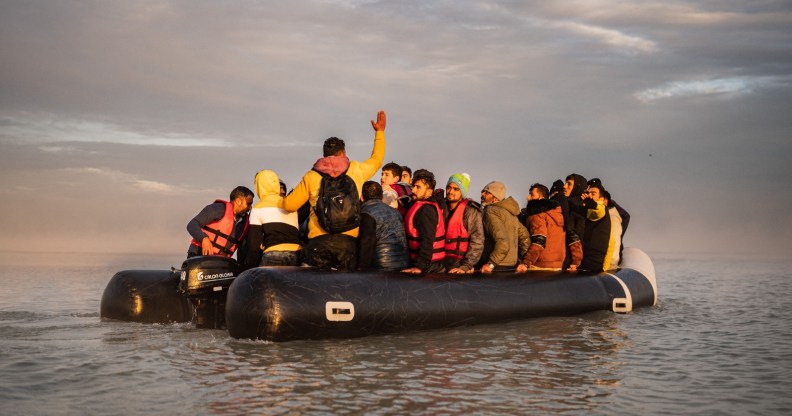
xmin=225 ymin=248 xmax=657 ymax=342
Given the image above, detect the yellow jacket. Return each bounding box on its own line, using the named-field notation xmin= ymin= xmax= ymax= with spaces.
xmin=283 ymin=131 xmax=385 ymax=239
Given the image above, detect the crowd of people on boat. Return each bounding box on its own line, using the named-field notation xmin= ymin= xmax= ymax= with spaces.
xmin=186 ymin=110 xmax=629 ymax=274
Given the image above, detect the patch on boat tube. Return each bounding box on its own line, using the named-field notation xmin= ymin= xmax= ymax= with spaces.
xmin=325 ymin=301 xmax=355 ymax=322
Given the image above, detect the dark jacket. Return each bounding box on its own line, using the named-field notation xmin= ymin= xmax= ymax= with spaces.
xmin=563 ymin=174 xmax=588 ymax=269
xmin=578 ymin=200 xmax=613 ymax=272
xmin=358 ymin=199 xmax=410 ymax=271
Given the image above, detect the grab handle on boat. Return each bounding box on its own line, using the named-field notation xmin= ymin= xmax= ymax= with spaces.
xmin=612 ymin=297 xmax=632 ymax=313
xmin=326 ymin=301 xmax=355 ymax=322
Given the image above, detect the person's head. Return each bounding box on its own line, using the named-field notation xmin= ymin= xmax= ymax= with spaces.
xmin=481 ymin=181 xmax=506 ymax=206
xmin=563 ymin=174 xmax=575 ymax=197
xmin=381 ymin=162 xmax=403 ymax=186
xmin=361 ymin=181 xmax=383 ymax=202
xmin=229 ymin=186 xmax=254 ymax=215
xmin=278 ymin=180 xmax=287 ymax=197
xmin=401 ymin=166 xmax=412 ymax=184
xmin=528 ymin=183 xmax=549 ymax=201
xmin=564 ymin=173 xmax=588 ymax=198
xmin=586 ymin=183 xmax=605 ymax=203
xmin=411 ymin=170 xmax=436 ymax=201
xmin=446 ymin=173 xmax=471 ymax=204
xmin=323 ymin=137 xmax=346 ymax=157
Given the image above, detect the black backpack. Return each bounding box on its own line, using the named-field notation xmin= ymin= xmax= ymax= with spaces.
xmin=313 ymin=169 xmax=361 ymax=233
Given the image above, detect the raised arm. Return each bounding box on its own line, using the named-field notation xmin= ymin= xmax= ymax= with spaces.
xmin=358 ymin=110 xmax=387 ymax=180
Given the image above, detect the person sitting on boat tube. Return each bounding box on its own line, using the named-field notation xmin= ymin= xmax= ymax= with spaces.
xmin=562 ymin=173 xmax=588 ymax=271
xmin=574 ymin=183 xmax=613 ymax=272
xmin=518 ymin=183 xmax=570 ymax=271
xmin=443 ymin=173 xmax=483 ymax=274
xmin=402 ymin=170 xmax=447 ymax=274
xmin=588 ymin=177 xmax=630 ymax=265
xmin=282 ymin=110 xmax=387 ymax=271
xmin=602 ymin=189 xmax=623 ymax=270
xmin=478 ymin=181 xmax=530 ymax=274
xmin=186 ymin=186 xmax=254 ymax=259
xmin=357 ymin=181 xmax=410 ymax=271
xmin=243 ymin=170 xmax=302 ymax=269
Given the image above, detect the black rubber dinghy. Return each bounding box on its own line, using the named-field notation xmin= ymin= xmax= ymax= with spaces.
xmin=225 ymin=248 xmax=657 ymax=342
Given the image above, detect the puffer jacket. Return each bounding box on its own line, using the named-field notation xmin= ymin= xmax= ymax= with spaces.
xmin=359 ymin=199 xmax=409 ymax=271
xmin=521 ymin=199 xmax=566 ymax=269
xmin=481 ymin=196 xmax=530 ymax=269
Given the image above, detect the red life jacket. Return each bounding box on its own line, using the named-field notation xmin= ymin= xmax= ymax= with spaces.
xmin=405 ymin=200 xmax=446 ymax=262
xmin=444 ymin=199 xmax=470 ymax=260
xmin=190 ymin=200 xmax=249 ymax=256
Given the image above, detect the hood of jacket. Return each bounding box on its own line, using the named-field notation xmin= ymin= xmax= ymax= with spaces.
xmin=569 ymin=173 xmax=588 ymax=198
xmin=312 ymin=155 xmax=351 ymax=178
xmin=254 ymin=169 xmax=283 ymax=209
xmin=492 ymin=196 xmax=520 ymax=216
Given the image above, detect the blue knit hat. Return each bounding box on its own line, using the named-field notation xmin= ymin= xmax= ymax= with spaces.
xmin=447 ymin=173 xmax=471 ymax=198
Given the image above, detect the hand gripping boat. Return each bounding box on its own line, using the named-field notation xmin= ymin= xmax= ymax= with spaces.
xmin=101 ymin=248 xmax=657 ymax=342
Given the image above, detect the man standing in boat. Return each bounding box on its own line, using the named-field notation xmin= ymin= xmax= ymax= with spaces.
xmin=478 ymin=181 xmax=530 ymax=273
xmin=186 ymin=186 xmax=254 ymax=259
xmin=443 ymin=173 xmax=483 ymax=274
xmin=282 ymin=110 xmax=386 ymax=271
xmin=402 ymin=170 xmax=447 ymax=274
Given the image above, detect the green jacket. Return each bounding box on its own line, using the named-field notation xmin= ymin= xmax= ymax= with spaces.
xmin=481 ymin=196 xmax=530 ymax=268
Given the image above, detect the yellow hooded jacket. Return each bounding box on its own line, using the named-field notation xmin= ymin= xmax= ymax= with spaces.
xmin=283 ymin=131 xmax=385 ymax=239
xmin=250 ymin=169 xmax=301 ymax=253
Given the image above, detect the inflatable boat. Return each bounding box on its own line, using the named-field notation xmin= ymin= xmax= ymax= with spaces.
xmin=100 ymin=248 xmax=657 ymax=342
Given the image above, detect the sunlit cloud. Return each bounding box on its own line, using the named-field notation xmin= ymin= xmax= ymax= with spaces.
xmin=0 ymin=113 xmax=234 ymax=147
xmin=550 ymin=20 xmax=657 ymax=53
xmin=133 ymin=179 xmax=176 ymax=193
xmin=510 ymin=12 xmax=656 ymax=53
xmin=634 ymin=76 xmax=791 ymax=102
xmin=62 ymin=167 xmax=199 ymax=194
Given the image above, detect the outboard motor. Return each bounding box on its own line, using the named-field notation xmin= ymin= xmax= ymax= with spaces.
xmin=178 ymin=256 xmax=240 ymax=329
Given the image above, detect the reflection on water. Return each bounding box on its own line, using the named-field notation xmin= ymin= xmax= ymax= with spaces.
xmin=1 ymin=252 xmax=791 ymax=414
xmin=190 ymin=313 xmax=628 ymax=414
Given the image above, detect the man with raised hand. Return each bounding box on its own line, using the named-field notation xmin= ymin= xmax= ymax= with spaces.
xmin=283 ymin=111 xmax=386 ymax=271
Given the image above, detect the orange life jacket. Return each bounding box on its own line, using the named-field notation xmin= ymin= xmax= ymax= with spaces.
xmin=444 ymin=199 xmax=470 ymax=260
xmin=405 ymin=200 xmax=446 ymax=262
xmin=190 ymin=200 xmax=249 ymax=256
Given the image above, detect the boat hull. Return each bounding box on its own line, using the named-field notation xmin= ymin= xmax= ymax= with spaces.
xmin=225 ymin=248 xmax=656 ymax=342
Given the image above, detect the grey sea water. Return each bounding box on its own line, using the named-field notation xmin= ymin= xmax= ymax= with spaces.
xmin=1 ymin=251 xmax=790 ymax=415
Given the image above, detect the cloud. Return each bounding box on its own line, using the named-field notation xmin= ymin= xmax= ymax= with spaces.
xmin=62 ymin=167 xmax=201 ymax=194
xmin=0 ymin=113 xmax=234 ymax=147
xmin=546 ymin=19 xmax=657 ymax=53
xmin=634 ymin=75 xmax=792 ymax=102
xmin=133 ymin=179 xmax=176 ymax=193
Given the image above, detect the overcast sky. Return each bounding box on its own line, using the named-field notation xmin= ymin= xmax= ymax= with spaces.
xmin=1 ymin=0 xmax=791 ymax=257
